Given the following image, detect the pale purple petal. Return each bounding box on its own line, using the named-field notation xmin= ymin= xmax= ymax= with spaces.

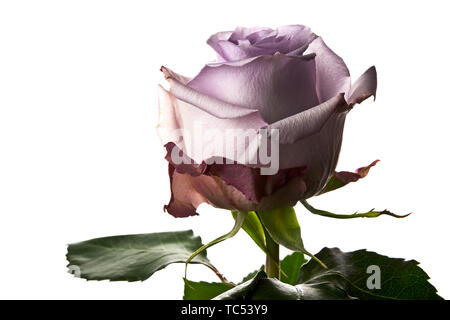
xmin=188 ymin=53 xmax=319 ymax=124
xmin=161 ymin=66 xmax=264 ymax=119
xmin=229 ymin=26 xmax=274 ymax=43
xmin=207 ymin=25 xmax=316 ymax=62
xmin=305 ymin=37 xmax=351 ymax=103
xmin=347 ymin=66 xmax=377 ymax=105
xmin=267 ymin=93 xmax=348 ymax=144
xmin=157 ymin=69 xmax=267 ymax=165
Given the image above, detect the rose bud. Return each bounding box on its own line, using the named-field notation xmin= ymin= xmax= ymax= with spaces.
xmin=158 ymin=25 xmax=377 ymax=217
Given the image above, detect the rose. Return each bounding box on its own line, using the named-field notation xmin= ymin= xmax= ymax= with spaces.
xmin=157 ymin=25 xmax=377 ymax=217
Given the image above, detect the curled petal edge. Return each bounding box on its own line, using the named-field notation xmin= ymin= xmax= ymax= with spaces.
xmin=161 ymin=66 xmax=266 ymax=121
xmin=266 ymin=93 xmax=349 ymax=144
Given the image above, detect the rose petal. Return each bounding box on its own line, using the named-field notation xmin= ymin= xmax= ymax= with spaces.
xmin=205 ymin=163 xmax=307 ymax=204
xmin=305 ymin=37 xmax=351 ymax=103
xmin=208 ymin=40 xmax=251 ymax=62
xmin=188 ymin=53 xmax=319 ymax=124
xmin=273 ymin=25 xmax=317 ymax=53
xmin=165 ymin=158 xmax=309 ymax=216
xmin=266 ymin=93 xmax=349 ymax=144
xmin=207 ymin=25 xmax=316 ymax=62
xmin=157 ymin=76 xmax=267 ymax=165
xmin=347 ymin=66 xmax=377 ymax=106
xmin=228 ymin=26 xmax=274 ymax=43
xmin=164 ymin=164 xmax=204 ymax=218
xmin=161 ymin=66 xmax=263 ymax=119
xmin=275 ymin=108 xmax=348 ymax=197
xmin=164 ymin=142 xmax=307 ymax=204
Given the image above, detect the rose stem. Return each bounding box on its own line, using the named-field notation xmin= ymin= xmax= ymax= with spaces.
xmin=262 ymin=226 xmax=280 ymax=279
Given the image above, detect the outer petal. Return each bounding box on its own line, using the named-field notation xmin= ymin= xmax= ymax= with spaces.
xmin=164 ymin=159 xmax=309 ymax=216
xmin=188 ymin=53 xmax=319 ymax=124
xmin=287 ymin=111 xmax=347 ymax=197
xmin=269 ymin=93 xmax=350 ymax=197
xmin=165 ymin=163 xmax=255 ymax=216
xmin=158 ymin=67 xmax=267 ymax=165
xmin=305 ymin=37 xmax=351 ymax=103
xmin=164 ymin=164 xmax=205 ymax=217
xmin=165 ymin=142 xmax=307 ymax=205
xmin=161 ymin=66 xmax=262 ymax=119
xmin=347 ymin=66 xmax=377 ymax=106
xmin=266 ymin=93 xmax=348 ymax=144
xmin=319 ymin=160 xmax=379 ymax=195
xmin=203 ymin=167 xmax=308 ymax=212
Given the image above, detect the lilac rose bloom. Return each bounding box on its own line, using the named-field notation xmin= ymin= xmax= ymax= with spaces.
xmin=158 ymin=25 xmax=377 ymax=218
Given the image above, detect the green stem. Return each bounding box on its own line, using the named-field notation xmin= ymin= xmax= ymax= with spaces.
xmin=300 ymin=199 xmax=411 ymax=219
xmin=263 ymin=226 xmax=280 ymax=279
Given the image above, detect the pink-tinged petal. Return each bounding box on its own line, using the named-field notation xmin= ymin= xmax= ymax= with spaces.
xmin=165 ymin=161 xmax=250 ymax=217
xmin=164 ymin=164 xmax=205 ymax=218
xmin=188 ymin=53 xmax=319 ymax=124
xmin=164 ymin=142 xmax=307 ymax=205
xmin=319 ymin=160 xmax=380 ymax=194
xmin=336 ymin=159 xmax=379 ymax=182
xmin=157 ymin=85 xmax=183 ymax=146
xmin=205 ymin=163 xmax=307 ymax=204
xmin=159 ymin=66 xmax=191 ymax=85
xmin=266 ymin=93 xmax=349 ymax=144
xmin=305 ymin=37 xmax=351 ymax=103
xmin=164 ymin=142 xmax=207 ymax=176
xmin=167 ymin=166 xmax=308 ymax=214
xmin=347 ymin=66 xmax=377 ymax=106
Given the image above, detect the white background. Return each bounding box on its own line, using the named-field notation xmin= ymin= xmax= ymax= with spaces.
xmin=1 ymin=0 xmax=449 ymax=299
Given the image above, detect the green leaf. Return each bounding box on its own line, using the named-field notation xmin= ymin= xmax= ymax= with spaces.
xmin=250 ymin=278 xmax=300 ymax=300
xmin=280 ymin=252 xmax=307 ymax=285
xmin=319 ymin=175 xmax=348 ymax=194
xmin=237 ymin=252 xmax=307 ymax=286
xmin=232 ymin=210 xmax=267 ymax=254
xmin=301 ymin=199 xmax=410 ymax=219
xmin=183 ymin=280 xmax=232 ymax=300
xmin=240 ymin=266 xmax=264 ymax=284
xmin=213 ymin=248 xmax=442 ymax=300
xmin=213 ymin=270 xmax=332 ymax=300
xmin=213 ymin=271 xmax=271 ymax=300
xmin=257 ymin=207 xmax=304 ymax=252
xmin=66 ymin=230 xmax=218 ymax=282
xmin=257 ymin=207 xmax=326 ymax=268
xmin=298 ymin=247 xmax=443 ymax=300
xmin=296 ymin=276 xmax=356 ymax=300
